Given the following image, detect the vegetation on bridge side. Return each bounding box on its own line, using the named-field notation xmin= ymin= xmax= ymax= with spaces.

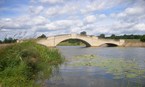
xmin=0 ymin=41 xmax=64 ymax=87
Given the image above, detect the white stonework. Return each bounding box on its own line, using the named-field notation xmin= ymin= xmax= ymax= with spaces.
xmin=37 ymin=34 xmax=125 ymax=47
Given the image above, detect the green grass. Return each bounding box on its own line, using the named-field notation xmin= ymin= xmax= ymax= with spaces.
xmin=0 ymin=41 xmax=64 ymax=87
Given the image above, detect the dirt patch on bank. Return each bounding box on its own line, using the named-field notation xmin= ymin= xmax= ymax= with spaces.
xmin=0 ymin=43 xmax=14 ymax=48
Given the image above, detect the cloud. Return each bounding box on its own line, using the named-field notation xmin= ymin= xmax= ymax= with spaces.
xmin=39 ymin=0 xmax=65 ymax=4
xmin=125 ymin=7 xmax=145 ymax=16
xmin=45 ymin=4 xmax=78 ymax=17
xmin=36 ymin=19 xmax=83 ymax=31
xmin=1 ymin=0 xmax=145 ymax=40
xmin=84 ymin=15 xmax=96 ymax=23
xmin=80 ymin=0 xmax=130 ymax=13
xmin=134 ymin=23 xmax=145 ymax=31
xmin=0 ymin=15 xmax=49 ymax=31
xmin=29 ymin=5 xmax=44 ymax=15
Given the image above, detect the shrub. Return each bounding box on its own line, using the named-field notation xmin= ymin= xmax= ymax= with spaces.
xmin=140 ymin=35 xmax=145 ymax=42
xmin=0 ymin=41 xmax=63 ymax=87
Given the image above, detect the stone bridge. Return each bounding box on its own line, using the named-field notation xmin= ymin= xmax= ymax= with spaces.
xmin=36 ymin=34 xmax=125 ymax=47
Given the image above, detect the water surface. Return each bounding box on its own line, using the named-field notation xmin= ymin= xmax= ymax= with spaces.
xmin=45 ymin=46 xmax=145 ymax=87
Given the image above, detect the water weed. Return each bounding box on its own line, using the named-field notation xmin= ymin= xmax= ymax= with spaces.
xmin=70 ymin=54 xmax=145 ymax=79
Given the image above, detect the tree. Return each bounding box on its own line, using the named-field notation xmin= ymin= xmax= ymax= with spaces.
xmin=111 ymin=34 xmax=116 ymax=39
xmin=0 ymin=40 xmax=2 ymax=43
xmin=99 ymin=34 xmax=105 ymax=38
xmin=80 ymin=31 xmax=87 ymax=36
xmin=37 ymin=34 xmax=47 ymax=38
xmin=3 ymin=37 xmax=17 ymax=43
xmin=140 ymin=35 xmax=145 ymax=42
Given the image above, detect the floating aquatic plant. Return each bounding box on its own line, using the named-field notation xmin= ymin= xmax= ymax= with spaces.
xmin=69 ymin=54 xmax=145 ymax=79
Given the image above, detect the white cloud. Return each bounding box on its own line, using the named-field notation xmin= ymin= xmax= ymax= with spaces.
xmin=38 ymin=19 xmax=83 ymax=30
xmin=39 ymin=0 xmax=64 ymax=4
xmin=45 ymin=4 xmax=78 ymax=16
xmin=134 ymin=23 xmax=145 ymax=31
xmin=1 ymin=0 xmax=145 ymax=40
xmin=84 ymin=15 xmax=96 ymax=23
xmin=0 ymin=15 xmax=49 ymax=31
xmin=125 ymin=7 xmax=145 ymax=16
xmin=31 ymin=16 xmax=48 ymax=25
xmin=81 ymin=0 xmax=129 ymax=13
xmin=45 ymin=7 xmax=58 ymax=16
xmin=29 ymin=6 xmax=44 ymax=15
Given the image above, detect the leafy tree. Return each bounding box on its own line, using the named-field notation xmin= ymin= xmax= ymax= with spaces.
xmin=3 ymin=37 xmax=17 ymax=43
xmin=0 ymin=40 xmax=2 ymax=43
xmin=37 ymin=34 xmax=47 ymax=38
xmin=140 ymin=35 xmax=145 ymax=42
xmin=80 ymin=31 xmax=87 ymax=36
xmin=111 ymin=34 xmax=116 ymax=39
xmin=99 ymin=34 xmax=105 ymax=38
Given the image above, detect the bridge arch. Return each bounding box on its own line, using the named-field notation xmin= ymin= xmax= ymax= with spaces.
xmin=55 ymin=38 xmax=92 ymax=47
xmin=99 ymin=43 xmax=118 ymax=47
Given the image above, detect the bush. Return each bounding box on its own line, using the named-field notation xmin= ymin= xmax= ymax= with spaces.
xmin=37 ymin=34 xmax=47 ymax=38
xmin=140 ymin=35 xmax=145 ymax=42
xmin=0 ymin=41 xmax=63 ymax=87
xmin=0 ymin=40 xmax=2 ymax=43
xmin=3 ymin=37 xmax=17 ymax=43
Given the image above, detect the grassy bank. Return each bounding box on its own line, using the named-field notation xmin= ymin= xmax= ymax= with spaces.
xmin=0 ymin=41 xmax=64 ymax=87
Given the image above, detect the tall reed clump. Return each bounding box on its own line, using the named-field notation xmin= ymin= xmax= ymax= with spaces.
xmin=0 ymin=41 xmax=64 ymax=87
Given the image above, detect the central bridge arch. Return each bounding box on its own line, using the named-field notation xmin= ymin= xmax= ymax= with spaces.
xmin=56 ymin=38 xmax=91 ymax=47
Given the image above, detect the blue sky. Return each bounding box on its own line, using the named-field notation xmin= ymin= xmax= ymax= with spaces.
xmin=0 ymin=0 xmax=145 ymax=40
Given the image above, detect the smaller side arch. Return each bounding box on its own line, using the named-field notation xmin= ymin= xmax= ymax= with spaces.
xmin=99 ymin=43 xmax=118 ymax=47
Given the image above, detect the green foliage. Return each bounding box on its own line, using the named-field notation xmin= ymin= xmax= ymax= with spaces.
xmin=110 ymin=34 xmax=116 ymax=39
xmin=0 ymin=40 xmax=2 ymax=43
xmin=98 ymin=34 xmax=105 ymax=38
xmin=106 ymin=34 xmax=143 ymax=39
xmin=2 ymin=37 xmax=17 ymax=43
xmin=37 ymin=34 xmax=47 ymax=38
xmin=140 ymin=35 xmax=145 ymax=42
xmin=0 ymin=41 xmax=63 ymax=87
xmin=80 ymin=31 xmax=87 ymax=36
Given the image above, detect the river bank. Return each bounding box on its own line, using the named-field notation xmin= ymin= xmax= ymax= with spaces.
xmin=123 ymin=42 xmax=145 ymax=47
xmin=0 ymin=41 xmax=64 ymax=87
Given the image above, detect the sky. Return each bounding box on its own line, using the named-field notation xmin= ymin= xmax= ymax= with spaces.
xmin=0 ymin=0 xmax=145 ymax=40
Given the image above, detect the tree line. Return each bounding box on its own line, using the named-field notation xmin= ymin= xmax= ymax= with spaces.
xmin=0 ymin=37 xmax=17 ymax=44
xmin=98 ymin=34 xmax=145 ymax=42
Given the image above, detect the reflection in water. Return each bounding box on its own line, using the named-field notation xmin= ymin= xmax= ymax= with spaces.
xmin=45 ymin=46 xmax=145 ymax=87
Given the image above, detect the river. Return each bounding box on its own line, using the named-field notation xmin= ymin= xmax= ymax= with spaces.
xmin=45 ymin=46 xmax=145 ymax=87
